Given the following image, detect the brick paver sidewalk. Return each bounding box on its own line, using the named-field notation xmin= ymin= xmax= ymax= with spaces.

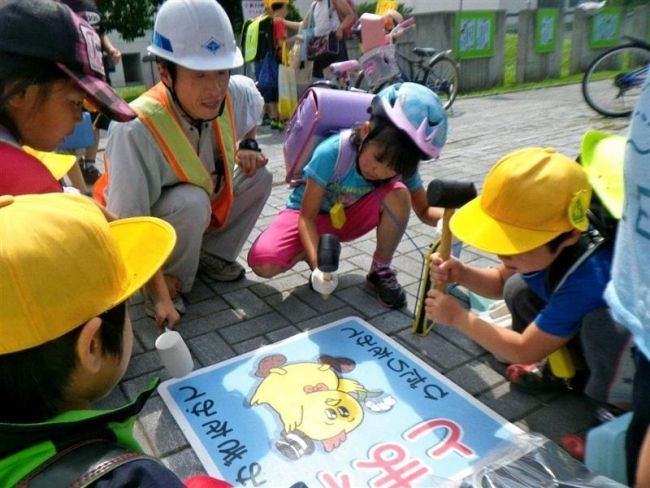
xmin=97 ymin=83 xmax=630 ymax=480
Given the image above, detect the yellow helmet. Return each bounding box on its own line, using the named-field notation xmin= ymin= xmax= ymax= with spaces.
xmin=264 ymin=0 xmax=289 ymax=8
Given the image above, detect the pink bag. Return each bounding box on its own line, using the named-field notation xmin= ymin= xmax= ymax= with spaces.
xmin=283 ymin=87 xmax=374 ymax=186
xmin=360 ymin=13 xmax=388 ymax=52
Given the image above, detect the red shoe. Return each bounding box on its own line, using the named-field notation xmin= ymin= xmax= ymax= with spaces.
xmin=561 ymin=432 xmax=586 ymax=461
xmin=506 ymin=361 xmax=572 ymax=393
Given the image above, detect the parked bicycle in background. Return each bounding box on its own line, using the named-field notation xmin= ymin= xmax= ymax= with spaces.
xmin=318 ymin=15 xmax=460 ymax=111
xmin=582 ymin=35 xmax=650 ymax=117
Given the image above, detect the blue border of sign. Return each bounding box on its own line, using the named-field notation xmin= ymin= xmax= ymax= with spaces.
xmin=159 ymin=316 xmax=524 ymax=487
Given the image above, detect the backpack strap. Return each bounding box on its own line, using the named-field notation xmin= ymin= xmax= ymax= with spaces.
xmin=331 ymin=129 xmax=356 ymax=183
xmin=17 ymin=438 xmax=162 ymax=488
xmin=546 ymin=229 xmax=604 ymax=294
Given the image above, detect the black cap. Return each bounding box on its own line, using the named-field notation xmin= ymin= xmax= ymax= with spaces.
xmin=0 ymin=0 xmax=136 ymax=122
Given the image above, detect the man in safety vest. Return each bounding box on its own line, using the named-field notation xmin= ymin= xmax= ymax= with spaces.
xmin=95 ymin=0 xmax=271 ymax=315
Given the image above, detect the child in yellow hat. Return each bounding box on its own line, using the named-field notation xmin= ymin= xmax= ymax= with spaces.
xmin=0 ymin=193 xmax=187 ymax=485
xmin=425 ymin=147 xmax=633 ymax=410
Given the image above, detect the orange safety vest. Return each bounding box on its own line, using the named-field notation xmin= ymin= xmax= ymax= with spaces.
xmin=94 ymin=82 xmax=238 ymax=229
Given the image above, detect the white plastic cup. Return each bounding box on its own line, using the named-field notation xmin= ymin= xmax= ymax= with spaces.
xmin=155 ymin=329 xmax=194 ymax=378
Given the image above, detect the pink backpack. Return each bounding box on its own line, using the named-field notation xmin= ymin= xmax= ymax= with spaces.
xmin=283 ymin=87 xmax=374 ymax=186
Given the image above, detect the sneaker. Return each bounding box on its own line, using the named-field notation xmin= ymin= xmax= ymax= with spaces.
xmin=260 ymin=113 xmax=271 ymax=126
xmin=199 ymin=251 xmax=245 ymax=281
xmin=561 ymin=432 xmax=586 ymax=461
xmin=144 ymin=293 xmax=186 ymax=319
xmin=270 ymin=119 xmax=285 ymax=131
xmin=366 ymin=268 xmax=406 ymax=309
xmin=506 ymin=361 xmax=572 ymax=393
xmin=81 ymin=160 xmax=102 ymax=185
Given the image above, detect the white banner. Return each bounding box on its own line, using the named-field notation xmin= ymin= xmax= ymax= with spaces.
xmin=242 ymin=0 xmax=264 ymax=19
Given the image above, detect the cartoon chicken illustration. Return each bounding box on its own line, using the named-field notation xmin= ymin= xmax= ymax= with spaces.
xmin=250 ymin=354 xmax=377 ymax=460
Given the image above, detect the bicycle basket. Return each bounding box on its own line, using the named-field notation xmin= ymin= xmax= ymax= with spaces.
xmin=359 ymin=44 xmax=400 ymax=91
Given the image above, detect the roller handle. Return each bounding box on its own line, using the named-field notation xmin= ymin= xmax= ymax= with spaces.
xmin=433 ymin=208 xmax=454 ymax=293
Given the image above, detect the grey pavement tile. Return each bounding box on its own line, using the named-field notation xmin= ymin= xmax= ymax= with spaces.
xmin=265 ymin=325 xmax=303 ymax=342
xmin=522 ymin=393 xmax=597 ymax=444
xmin=250 ymin=272 xmax=310 ymax=296
xmin=445 ymin=360 xmax=507 ymax=396
xmin=292 ymin=285 xmax=346 ymax=313
xmin=340 ymin=243 xmax=366 ymax=259
xmin=394 ymin=253 xmax=427 ymax=280
xmin=124 ymin=350 xmax=165 ymax=380
xmin=333 ymin=271 xmax=368 ymax=290
xmin=179 ymin=309 xmax=243 ymax=337
xmin=265 ymin=291 xmax=319 ymax=322
xmin=121 ymin=374 xmax=163 ymax=402
xmin=184 ymin=279 xmax=218 ymax=304
xmin=221 ymin=288 xmax=272 ymax=319
xmin=200 ymin=275 xmax=256 ymax=294
xmin=396 ymin=328 xmax=473 ymax=372
xmin=187 ymin=332 xmax=236 ymax=368
xmin=295 ymin=307 xmax=362 ymax=331
xmin=161 ymin=448 xmax=207 ymax=482
xmin=433 ymin=323 xmax=488 ymax=356
xmin=189 ymin=296 xmax=232 ymax=317
xmin=337 ymin=286 xmax=396 ymax=318
xmin=138 ymin=396 xmax=188 ymax=457
xmin=477 ymin=382 xmax=544 ymax=423
xmin=368 ymin=310 xmax=414 ymax=336
xmin=218 ymin=312 xmax=290 ymax=343
xmin=232 ymin=336 xmax=270 ymax=355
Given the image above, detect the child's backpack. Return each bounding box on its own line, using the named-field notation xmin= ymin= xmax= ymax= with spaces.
xmin=578 ymin=129 xmax=625 ymax=244
xmin=242 ymin=14 xmax=274 ymax=63
xmin=283 ymin=86 xmax=373 ymax=186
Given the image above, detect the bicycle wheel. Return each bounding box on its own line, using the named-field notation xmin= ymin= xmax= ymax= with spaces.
xmin=353 ymin=71 xmax=393 ymax=94
xmin=582 ymin=43 xmax=650 ymax=117
xmin=422 ymin=55 xmax=459 ymax=110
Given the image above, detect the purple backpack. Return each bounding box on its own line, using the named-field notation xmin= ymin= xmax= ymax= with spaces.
xmin=283 ymin=87 xmax=373 ymax=186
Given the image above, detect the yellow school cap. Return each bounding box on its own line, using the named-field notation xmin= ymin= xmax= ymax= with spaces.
xmin=0 ymin=193 xmax=176 ymax=354
xmin=450 ymin=147 xmax=591 ymax=255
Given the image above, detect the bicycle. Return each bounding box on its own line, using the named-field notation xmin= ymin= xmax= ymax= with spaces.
xmin=316 ymin=18 xmax=459 ymax=111
xmin=582 ymin=35 xmax=650 ymax=117
xmin=355 ymin=44 xmax=459 ymax=111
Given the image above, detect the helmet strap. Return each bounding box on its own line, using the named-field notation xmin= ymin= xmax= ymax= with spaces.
xmin=162 ymin=79 xmax=222 ymax=127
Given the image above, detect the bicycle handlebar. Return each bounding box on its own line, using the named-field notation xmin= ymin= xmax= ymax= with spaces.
xmin=388 ymin=17 xmax=415 ymax=42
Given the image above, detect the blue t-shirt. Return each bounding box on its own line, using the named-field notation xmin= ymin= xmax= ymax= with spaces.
xmin=522 ymin=246 xmax=613 ymax=338
xmin=286 ymin=132 xmax=423 ymax=212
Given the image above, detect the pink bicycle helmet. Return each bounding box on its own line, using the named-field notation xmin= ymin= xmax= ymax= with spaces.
xmin=370 ymin=82 xmax=447 ymax=159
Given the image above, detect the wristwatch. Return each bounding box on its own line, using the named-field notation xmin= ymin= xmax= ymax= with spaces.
xmin=238 ymin=138 xmax=261 ymax=152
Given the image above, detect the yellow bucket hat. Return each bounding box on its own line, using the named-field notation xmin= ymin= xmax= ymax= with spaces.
xmin=450 ymin=147 xmax=592 ymax=255
xmin=580 ymin=130 xmax=625 ymax=219
xmin=0 ymin=193 xmax=176 ymax=354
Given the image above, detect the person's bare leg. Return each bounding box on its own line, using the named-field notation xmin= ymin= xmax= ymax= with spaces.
xmin=374 ymin=188 xmax=410 ymax=261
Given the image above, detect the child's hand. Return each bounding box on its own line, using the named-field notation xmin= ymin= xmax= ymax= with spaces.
xmin=154 ymin=298 xmax=181 ymax=330
xmin=424 ymin=289 xmax=466 ymax=327
xmin=429 ymin=252 xmax=463 ymax=286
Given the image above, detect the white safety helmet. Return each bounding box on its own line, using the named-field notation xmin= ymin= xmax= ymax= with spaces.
xmin=148 ymin=0 xmax=243 ymax=71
